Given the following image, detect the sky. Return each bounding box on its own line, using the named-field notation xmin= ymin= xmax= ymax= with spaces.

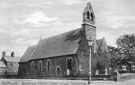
xmin=0 ymin=0 xmax=135 ymax=57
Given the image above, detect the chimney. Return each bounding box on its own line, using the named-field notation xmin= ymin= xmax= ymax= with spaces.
xmin=11 ymin=51 xmax=15 ymax=57
xmin=2 ymin=51 xmax=6 ymax=57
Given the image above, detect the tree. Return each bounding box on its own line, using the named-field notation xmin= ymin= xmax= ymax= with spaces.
xmin=116 ymin=34 xmax=135 ymax=59
xmin=95 ymin=48 xmax=110 ymax=74
xmin=108 ymin=46 xmax=122 ymax=68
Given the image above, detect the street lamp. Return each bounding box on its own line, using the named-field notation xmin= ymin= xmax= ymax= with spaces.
xmin=87 ymin=37 xmax=93 ymax=85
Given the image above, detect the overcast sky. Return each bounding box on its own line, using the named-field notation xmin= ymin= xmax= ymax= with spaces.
xmin=0 ymin=0 xmax=135 ymax=57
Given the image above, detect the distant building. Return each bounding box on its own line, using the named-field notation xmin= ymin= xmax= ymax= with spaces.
xmin=0 ymin=60 xmax=6 ymax=77
xmin=18 ymin=2 xmax=110 ymax=79
xmin=1 ymin=51 xmax=21 ymax=78
xmin=116 ymin=59 xmax=135 ymax=73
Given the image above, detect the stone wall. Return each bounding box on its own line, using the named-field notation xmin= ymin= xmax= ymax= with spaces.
xmin=18 ymin=62 xmax=28 ymax=78
xmin=76 ymin=30 xmax=97 ymax=76
xmin=27 ymin=55 xmax=79 ymax=78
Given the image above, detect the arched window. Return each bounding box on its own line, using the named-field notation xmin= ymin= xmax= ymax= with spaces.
xmin=47 ymin=60 xmax=50 ymax=72
xmin=39 ymin=60 xmax=42 ymax=71
xmin=31 ymin=61 xmax=34 ymax=67
xmin=10 ymin=63 xmax=13 ymax=66
xmin=56 ymin=66 xmax=61 ymax=74
xmin=67 ymin=58 xmax=72 ymax=70
xmin=91 ymin=13 xmax=94 ymax=21
xmin=87 ymin=11 xmax=90 ymax=19
xmin=30 ymin=61 xmax=34 ymax=71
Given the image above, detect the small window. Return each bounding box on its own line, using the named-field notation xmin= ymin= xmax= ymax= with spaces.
xmin=31 ymin=61 xmax=34 ymax=67
xmin=56 ymin=66 xmax=61 ymax=74
xmin=122 ymin=65 xmax=127 ymax=71
xmin=132 ymin=65 xmax=135 ymax=70
xmin=47 ymin=60 xmax=50 ymax=72
xmin=31 ymin=61 xmax=34 ymax=71
xmin=39 ymin=60 xmax=42 ymax=71
xmin=67 ymin=58 xmax=72 ymax=70
xmin=87 ymin=11 xmax=90 ymax=19
xmin=10 ymin=63 xmax=13 ymax=66
xmin=90 ymin=13 xmax=94 ymax=21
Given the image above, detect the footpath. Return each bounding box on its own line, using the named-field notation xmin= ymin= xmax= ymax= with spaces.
xmin=0 ymin=79 xmax=134 ymax=85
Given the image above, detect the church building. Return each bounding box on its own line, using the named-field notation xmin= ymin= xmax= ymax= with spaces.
xmin=18 ymin=2 xmax=110 ymax=79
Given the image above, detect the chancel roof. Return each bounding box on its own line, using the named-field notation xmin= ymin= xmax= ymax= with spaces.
xmin=96 ymin=37 xmax=109 ymax=53
xmin=19 ymin=45 xmax=36 ymax=63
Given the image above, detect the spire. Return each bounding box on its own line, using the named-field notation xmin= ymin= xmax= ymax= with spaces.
xmin=82 ymin=2 xmax=95 ymax=26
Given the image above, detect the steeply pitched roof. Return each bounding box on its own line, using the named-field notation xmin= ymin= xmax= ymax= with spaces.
xmin=95 ymin=37 xmax=110 ymax=59
xmin=96 ymin=37 xmax=109 ymax=52
xmin=29 ymin=28 xmax=84 ymax=60
xmin=0 ymin=61 xmax=6 ymax=67
xmin=19 ymin=45 xmax=36 ymax=63
xmin=20 ymin=29 xmax=110 ymax=61
xmin=3 ymin=56 xmax=21 ymax=62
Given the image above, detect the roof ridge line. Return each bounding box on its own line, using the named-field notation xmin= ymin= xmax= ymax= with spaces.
xmin=28 ymin=39 xmax=41 ymax=61
xmin=41 ymin=28 xmax=82 ymax=41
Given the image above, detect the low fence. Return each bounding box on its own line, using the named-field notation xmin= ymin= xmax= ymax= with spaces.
xmin=19 ymin=75 xmax=114 ymax=81
xmin=92 ymin=75 xmax=113 ymax=80
xmin=117 ymin=73 xmax=135 ymax=81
